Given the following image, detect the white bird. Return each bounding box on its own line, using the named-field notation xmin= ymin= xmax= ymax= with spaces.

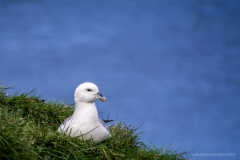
xmin=58 ymin=82 xmax=110 ymax=143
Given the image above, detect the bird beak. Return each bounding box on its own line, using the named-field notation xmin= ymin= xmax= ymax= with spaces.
xmin=96 ymin=92 xmax=107 ymax=102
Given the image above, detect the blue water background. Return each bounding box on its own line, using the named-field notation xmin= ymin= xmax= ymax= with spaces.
xmin=0 ymin=1 xmax=240 ymax=159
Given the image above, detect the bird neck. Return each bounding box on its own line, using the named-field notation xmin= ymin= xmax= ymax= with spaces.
xmin=72 ymin=102 xmax=99 ymax=120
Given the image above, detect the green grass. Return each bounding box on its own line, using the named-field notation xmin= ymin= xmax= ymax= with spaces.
xmin=0 ymin=85 xmax=188 ymax=160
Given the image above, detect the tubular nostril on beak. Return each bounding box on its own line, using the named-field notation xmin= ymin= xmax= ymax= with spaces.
xmin=97 ymin=92 xmax=103 ymax=97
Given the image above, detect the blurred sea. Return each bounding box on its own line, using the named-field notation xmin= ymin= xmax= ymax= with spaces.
xmin=0 ymin=1 xmax=240 ymax=159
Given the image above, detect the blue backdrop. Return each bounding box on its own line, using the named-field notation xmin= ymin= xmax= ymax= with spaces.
xmin=0 ymin=1 xmax=239 ymax=159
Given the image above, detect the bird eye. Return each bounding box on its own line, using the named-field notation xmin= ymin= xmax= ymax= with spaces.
xmin=87 ymin=88 xmax=92 ymax=92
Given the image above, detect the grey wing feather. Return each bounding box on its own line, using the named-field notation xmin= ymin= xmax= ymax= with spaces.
xmin=62 ymin=116 xmax=72 ymax=125
xmin=98 ymin=118 xmax=109 ymax=130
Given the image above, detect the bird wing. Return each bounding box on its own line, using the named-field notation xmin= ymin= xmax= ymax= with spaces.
xmin=98 ymin=118 xmax=109 ymax=130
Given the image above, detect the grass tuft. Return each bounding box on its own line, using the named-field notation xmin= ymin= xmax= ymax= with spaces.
xmin=0 ymin=85 xmax=188 ymax=160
